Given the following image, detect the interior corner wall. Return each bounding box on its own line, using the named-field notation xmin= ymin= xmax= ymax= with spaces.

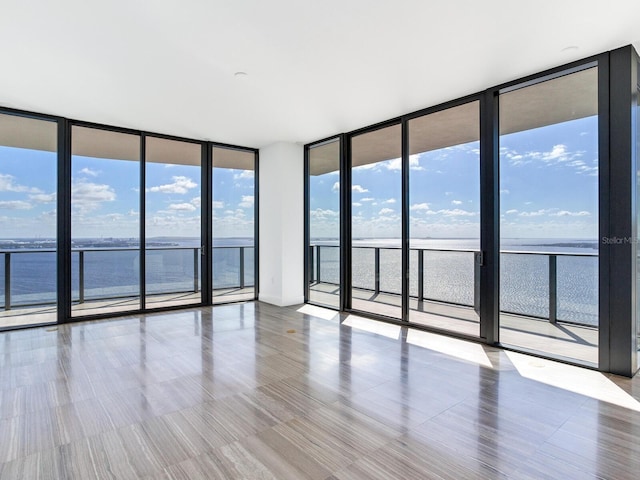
xmin=258 ymin=142 xmax=304 ymax=306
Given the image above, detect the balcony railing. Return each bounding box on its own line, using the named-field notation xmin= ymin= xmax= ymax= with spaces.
xmin=1 ymin=246 xmax=255 ymax=310
xmin=309 ymin=244 xmax=598 ymax=327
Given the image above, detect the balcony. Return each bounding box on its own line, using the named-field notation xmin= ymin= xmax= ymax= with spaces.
xmin=0 ymin=246 xmax=255 ymax=329
xmin=308 ymin=244 xmax=598 ymax=365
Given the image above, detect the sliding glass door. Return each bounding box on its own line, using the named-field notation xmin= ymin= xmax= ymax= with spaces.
xmin=350 ymin=124 xmax=402 ymax=319
xmin=145 ymin=136 xmax=202 ymax=309
xmin=307 ymin=138 xmax=341 ymax=309
xmin=211 ymin=146 xmax=256 ymax=303
xmin=408 ymin=101 xmax=481 ymax=337
xmin=498 ymin=66 xmax=599 ymax=365
xmin=0 ymin=113 xmax=58 ymax=328
xmin=71 ymin=126 xmax=141 ymax=317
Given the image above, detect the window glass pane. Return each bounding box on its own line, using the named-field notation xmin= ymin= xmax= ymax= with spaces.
xmin=637 ymin=81 xmax=640 ymax=360
xmin=350 ymin=124 xmax=402 ymax=319
xmin=71 ymin=126 xmax=140 ymax=316
xmin=145 ymin=137 xmax=201 ymax=309
xmin=309 ymin=139 xmax=340 ymax=308
xmin=212 ymin=147 xmax=255 ymax=303
xmin=499 ymin=67 xmax=599 ymax=365
xmin=408 ymin=101 xmax=480 ymax=336
xmin=0 ymin=113 xmax=57 ymax=328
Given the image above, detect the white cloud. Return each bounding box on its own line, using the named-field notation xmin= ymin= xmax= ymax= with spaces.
xmin=332 ymin=181 xmax=340 ymax=192
xmin=239 ymin=195 xmax=254 ymax=208
xmin=383 ymin=155 xmax=424 ymax=171
xmin=79 ymin=167 xmax=100 ymax=177
xmin=30 ymin=193 xmax=56 ymax=204
xmin=128 ymin=209 xmax=139 ymax=216
xmin=310 ymin=208 xmax=339 ymax=218
xmin=352 ymin=202 xmax=362 ymax=207
xmin=148 ymin=176 xmax=197 ymax=194
xmin=382 ymin=198 xmax=396 ymax=204
xmin=72 ymin=181 xmax=116 ymax=214
xmin=500 ymin=189 xmax=510 ymax=194
xmin=410 ymin=203 xmax=431 ymax=211
xmin=409 ymin=154 xmax=425 ymax=171
xmin=352 ymin=184 xmax=369 ymax=193
xmin=0 ymin=200 xmax=32 ymax=210
xmin=233 ymin=170 xmax=254 ymax=180
xmin=191 ymin=196 xmax=201 ymax=208
xmin=213 ymin=201 xmax=225 ymax=209
xmin=506 ymin=209 xmax=518 ymax=214
xmin=550 ymin=210 xmax=591 ymax=217
xmin=0 ymin=173 xmax=42 ymax=194
xmin=378 ymin=208 xmax=395 ymax=215
xmin=518 ymin=209 xmax=548 ymax=217
xmin=502 ymin=144 xmax=591 ymax=173
xmin=168 ymin=203 xmax=197 ymax=212
xmin=361 ymin=197 xmax=375 ymax=202
xmin=438 ymin=208 xmax=477 ymax=217
xmin=451 ymin=200 xmax=462 ymax=205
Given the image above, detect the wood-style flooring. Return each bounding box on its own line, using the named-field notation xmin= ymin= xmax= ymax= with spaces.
xmin=0 ymin=301 xmax=639 ymax=479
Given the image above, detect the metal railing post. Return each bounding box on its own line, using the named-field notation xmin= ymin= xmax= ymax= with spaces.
xmin=79 ymin=250 xmax=85 ymax=304
xmin=417 ymin=249 xmax=424 ymax=302
xmin=239 ymin=246 xmax=245 ymax=289
xmin=316 ymin=246 xmax=321 ymax=284
xmin=374 ymin=247 xmax=381 ymax=294
xmin=4 ymin=253 xmax=10 ymax=311
xmin=549 ymin=254 xmax=557 ymax=323
xmin=193 ymin=248 xmax=199 ymax=293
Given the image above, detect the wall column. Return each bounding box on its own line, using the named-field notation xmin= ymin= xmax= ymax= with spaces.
xmin=258 ymin=142 xmax=304 ymax=306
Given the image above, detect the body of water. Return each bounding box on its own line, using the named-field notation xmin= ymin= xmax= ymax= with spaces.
xmin=312 ymin=238 xmax=598 ymax=326
xmin=0 ymin=237 xmax=255 ymax=306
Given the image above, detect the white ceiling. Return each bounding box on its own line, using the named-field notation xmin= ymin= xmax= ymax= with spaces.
xmin=0 ymin=0 xmax=638 ymax=149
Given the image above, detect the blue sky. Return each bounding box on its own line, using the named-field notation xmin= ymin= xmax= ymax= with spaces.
xmin=310 ymin=115 xmax=598 ymax=240
xmin=0 ymin=115 xmax=598 ymax=241
xmin=0 ymin=147 xmax=254 ymax=239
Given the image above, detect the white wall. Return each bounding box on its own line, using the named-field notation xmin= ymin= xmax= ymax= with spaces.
xmin=258 ymin=142 xmax=304 ymax=306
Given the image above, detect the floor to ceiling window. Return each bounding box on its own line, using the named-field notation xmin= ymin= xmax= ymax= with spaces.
xmin=408 ymin=101 xmax=480 ymax=337
xmin=145 ymin=136 xmax=202 ymax=309
xmin=350 ymin=123 xmax=402 ymax=319
xmin=307 ymin=138 xmax=341 ymax=309
xmin=211 ymin=146 xmax=257 ymax=304
xmin=498 ymin=66 xmax=599 ymax=365
xmin=71 ymin=126 xmax=141 ymax=317
xmin=0 ymin=113 xmax=58 ymax=328
xmin=636 ymin=77 xmax=640 ymax=366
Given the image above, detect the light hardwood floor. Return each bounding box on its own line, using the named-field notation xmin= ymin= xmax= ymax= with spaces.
xmin=0 ymin=301 xmax=639 ymax=479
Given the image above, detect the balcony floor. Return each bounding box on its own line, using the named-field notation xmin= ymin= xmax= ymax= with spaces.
xmin=0 ymin=287 xmax=256 ymax=329
xmin=310 ymin=282 xmax=598 ymax=366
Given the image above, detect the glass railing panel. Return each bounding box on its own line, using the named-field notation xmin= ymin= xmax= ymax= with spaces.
xmin=557 ymin=254 xmax=598 ymax=325
xmin=11 ymin=251 xmax=57 ymax=307
xmin=243 ymin=247 xmax=255 ymax=287
xmin=74 ymin=249 xmax=140 ymax=302
xmin=423 ymin=250 xmax=475 ymax=307
xmin=500 ymin=253 xmax=548 ymax=318
xmin=213 ymin=247 xmax=242 ymax=289
xmin=0 ymin=253 xmax=5 ymax=308
xmin=146 ymin=248 xmax=199 ymax=296
xmin=379 ymin=247 xmax=402 ymax=295
xmin=409 ymin=249 xmax=418 ymax=297
xmin=317 ymin=245 xmax=339 ymax=285
xmin=351 ymin=247 xmax=375 ymax=291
